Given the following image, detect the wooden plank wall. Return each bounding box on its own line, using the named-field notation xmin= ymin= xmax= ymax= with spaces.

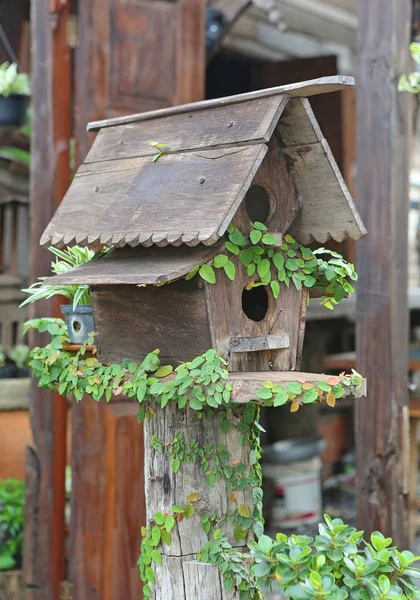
xmin=25 ymin=1 xmax=72 ymax=599
xmin=355 ymin=0 xmax=411 ymax=546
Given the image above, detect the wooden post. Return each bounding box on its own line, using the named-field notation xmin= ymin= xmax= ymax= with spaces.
xmin=25 ymin=1 xmax=72 ymax=598
xmin=355 ymin=0 xmax=412 ymax=545
xmin=143 ymin=403 xmax=253 ymax=599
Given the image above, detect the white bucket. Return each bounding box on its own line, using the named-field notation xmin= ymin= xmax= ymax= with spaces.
xmin=263 ymin=456 xmax=322 ymax=529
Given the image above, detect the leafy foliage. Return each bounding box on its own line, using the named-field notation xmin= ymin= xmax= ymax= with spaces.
xmin=26 ymin=321 xmax=363 ymax=414
xmin=0 ymin=63 xmax=30 ymax=97
xmin=139 ymin=505 xmax=195 ymax=596
xmin=0 ymin=479 xmax=24 ymax=570
xmin=7 ymin=345 xmax=30 ymax=369
xmin=193 ymin=224 xmax=357 ymax=310
xmin=247 ymin=515 xmax=420 ymax=600
xmin=20 ymin=246 xmax=108 ymax=310
xmin=399 ymin=43 xmax=420 ymax=93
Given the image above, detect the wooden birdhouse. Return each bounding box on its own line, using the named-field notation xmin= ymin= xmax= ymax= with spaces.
xmin=41 ymin=77 xmax=366 ymax=373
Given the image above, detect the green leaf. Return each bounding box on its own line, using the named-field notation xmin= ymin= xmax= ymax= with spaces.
xmin=262 ymin=234 xmax=277 ymax=245
xmin=250 ymin=229 xmax=262 ymax=244
xmin=270 ymin=280 xmax=280 ymax=299
xmin=272 ymin=252 xmax=285 ymax=270
xmin=172 ymin=459 xmax=181 ymax=473
xmin=220 ymin=420 xmax=231 ymax=434
xmin=234 ymin=525 xmax=248 ymax=541
xmin=161 ymin=529 xmax=171 ymax=545
xmin=229 ymin=230 xmax=246 ymax=246
xmin=143 ymin=584 xmax=152 ymax=597
xmin=171 ymin=505 xmax=184 ymax=513
xmin=252 ymin=561 xmax=272 ymax=577
xmin=256 ymin=388 xmax=273 ymax=400
xmin=287 ymin=382 xmax=302 ymax=395
xmin=253 ymin=222 xmax=268 ymax=231
xmin=214 ymin=254 xmax=229 ymax=268
xmin=225 ymin=241 xmax=240 ymax=255
xmin=189 ymin=398 xmax=203 ymax=410
xmin=223 ymin=260 xmax=236 ymax=281
xmin=185 ymin=265 xmax=200 ymax=280
xmin=151 ymin=549 xmax=162 ymax=565
xmin=151 ymin=526 xmax=161 ymax=546
xmin=206 ymin=473 xmax=216 ymax=487
xmin=286 ymin=258 xmax=299 ymax=271
xmin=199 ymin=264 xmax=216 ymax=284
xmin=247 ymin=263 xmax=256 ymax=277
xmin=154 ymin=512 xmax=165 ymax=525
xmin=165 ymin=515 xmax=175 ymax=532
xmin=155 ymin=365 xmax=173 ymax=378
xmin=303 ymin=388 xmax=319 ymax=404
xmin=146 ymin=566 xmax=156 ymax=584
xmin=274 ymin=389 xmax=289 ymax=407
xmin=184 ymin=504 xmax=195 ymax=519
xmin=304 ymin=275 xmax=317 ymax=288
xmin=257 ymin=258 xmax=270 ymax=279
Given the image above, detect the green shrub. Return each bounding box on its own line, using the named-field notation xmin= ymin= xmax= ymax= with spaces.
xmin=248 ymin=515 xmax=420 ymax=600
xmin=0 ymin=479 xmax=25 ymax=570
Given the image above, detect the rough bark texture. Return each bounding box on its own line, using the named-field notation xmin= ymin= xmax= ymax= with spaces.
xmin=144 ymin=403 xmax=253 ymax=599
xmin=355 ymin=0 xmax=411 ymax=546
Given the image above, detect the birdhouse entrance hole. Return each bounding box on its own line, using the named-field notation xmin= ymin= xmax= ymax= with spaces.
xmin=242 ymin=286 xmax=269 ymax=322
xmin=245 ymin=184 xmax=270 ymax=224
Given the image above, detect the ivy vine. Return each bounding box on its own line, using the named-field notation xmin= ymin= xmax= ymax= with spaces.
xmin=185 ymin=223 xmax=357 ymax=310
xmin=25 ymin=319 xmax=363 ymax=415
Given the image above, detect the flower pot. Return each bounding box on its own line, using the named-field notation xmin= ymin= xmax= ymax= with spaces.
xmin=0 ymin=95 xmax=29 ymax=128
xmin=0 ymin=365 xmax=16 ymax=379
xmin=61 ymin=304 xmax=94 ymax=345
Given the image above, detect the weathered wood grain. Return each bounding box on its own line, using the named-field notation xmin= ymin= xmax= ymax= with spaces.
xmin=144 ymin=402 xmax=252 ymax=599
xmin=76 ymin=0 xmax=206 ymax=162
xmin=228 ymin=370 xmax=367 ymax=404
xmin=207 ymin=260 xmax=306 ymax=372
xmin=69 ymin=398 xmax=145 ymax=600
xmin=25 ymin=1 xmax=71 ymax=598
xmin=88 ymin=76 xmax=354 ymax=131
xmin=229 ymin=334 xmax=290 ymax=352
xmin=278 ymin=99 xmax=366 ymax=244
xmin=91 ymin=280 xmax=213 ymax=366
xmin=40 ymin=145 xmax=267 ymax=249
xmin=85 ymin=96 xmax=288 ymax=163
xmin=355 ymin=0 xmax=411 ymax=547
xmin=45 ymin=244 xmax=223 ymax=285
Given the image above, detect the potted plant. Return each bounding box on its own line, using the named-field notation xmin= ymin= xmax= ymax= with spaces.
xmin=20 ymin=246 xmax=107 ymax=344
xmin=0 ymin=63 xmax=30 ymax=128
xmin=7 ymin=345 xmax=30 ymax=378
xmin=0 ymin=348 xmax=15 ymax=379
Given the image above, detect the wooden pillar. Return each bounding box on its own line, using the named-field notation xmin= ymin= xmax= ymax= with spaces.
xmin=143 ymin=403 xmax=253 ymax=599
xmin=24 ymin=1 xmax=72 ymax=598
xmin=355 ymin=0 xmax=412 ymax=546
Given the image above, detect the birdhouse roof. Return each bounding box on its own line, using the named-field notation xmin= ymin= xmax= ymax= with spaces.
xmin=40 ymin=76 xmax=366 ymax=250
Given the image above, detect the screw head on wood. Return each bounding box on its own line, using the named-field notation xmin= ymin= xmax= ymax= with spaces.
xmin=197 ymin=281 xmax=203 ymax=289
xmin=94 ymin=186 xmax=99 ymax=192
xmin=118 ymin=139 xmax=124 ymax=145
xmin=232 ymin=339 xmax=239 ymax=346
xmin=228 ymin=121 xmax=234 ymax=127
xmin=199 ymin=176 xmax=206 ymax=184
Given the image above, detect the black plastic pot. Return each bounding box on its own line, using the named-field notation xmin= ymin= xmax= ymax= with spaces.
xmin=0 ymin=94 xmax=29 ymax=127
xmin=0 ymin=365 xmax=16 ymax=379
xmin=61 ymin=304 xmax=94 ymax=345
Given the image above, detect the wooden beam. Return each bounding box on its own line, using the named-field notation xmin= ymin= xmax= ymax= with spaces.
xmin=24 ymin=1 xmax=72 ymax=598
xmin=355 ymin=0 xmax=412 ymax=547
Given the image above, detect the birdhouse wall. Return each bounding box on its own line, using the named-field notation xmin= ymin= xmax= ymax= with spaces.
xmin=206 ymin=264 xmax=307 ymax=373
xmin=90 ymin=280 xmax=213 ymax=366
xmin=230 ymin=134 xmax=301 ymax=234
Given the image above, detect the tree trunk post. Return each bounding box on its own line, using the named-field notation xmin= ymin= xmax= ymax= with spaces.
xmin=355 ymin=0 xmax=412 ymax=546
xmin=143 ymin=402 xmax=255 ymax=600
